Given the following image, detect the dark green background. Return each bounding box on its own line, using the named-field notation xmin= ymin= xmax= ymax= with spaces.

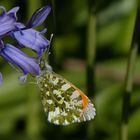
xmin=0 ymin=0 xmax=140 ymax=140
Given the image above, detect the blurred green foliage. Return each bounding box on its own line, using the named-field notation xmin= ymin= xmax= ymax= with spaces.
xmin=0 ymin=0 xmax=140 ymax=140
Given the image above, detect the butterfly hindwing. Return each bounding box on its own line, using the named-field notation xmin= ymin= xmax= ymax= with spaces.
xmin=37 ymin=71 xmax=96 ymax=125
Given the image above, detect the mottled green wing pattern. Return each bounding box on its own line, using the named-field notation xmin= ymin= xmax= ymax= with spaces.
xmin=37 ymin=71 xmax=95 ymax=125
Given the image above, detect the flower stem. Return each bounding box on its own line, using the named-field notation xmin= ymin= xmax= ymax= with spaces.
xmin=86 ymin=0 xmax=96 ymax=98
xmin=86 ymin=0 xmax=96 ymax=139
xmin=121 ymin=2 xmax=140 ymax=140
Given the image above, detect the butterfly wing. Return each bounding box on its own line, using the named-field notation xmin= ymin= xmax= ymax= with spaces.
xmin=37 ymin=72 xmax=96 ymax=125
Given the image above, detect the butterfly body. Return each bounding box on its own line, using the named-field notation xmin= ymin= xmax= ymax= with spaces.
xmin=37 ymin=62 xmax=96 ymax=125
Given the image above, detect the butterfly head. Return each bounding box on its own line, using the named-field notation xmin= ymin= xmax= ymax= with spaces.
xmin=39 ymin=58 xmax=52 ymax=74
xmin=38 ymin=34 xmax=54 ymax=73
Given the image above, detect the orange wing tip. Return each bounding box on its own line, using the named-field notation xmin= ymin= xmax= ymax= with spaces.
xmin=75 ymin=88 xmax=96 ymax=121
xmin=76 ymin=89 xmax=89 ymax=109
xmin=82 ymin=102 xmax=96 ymax=121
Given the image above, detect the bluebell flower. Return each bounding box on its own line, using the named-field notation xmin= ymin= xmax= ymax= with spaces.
xmin=0 ymin=41 xmax=40 ymax=84
xmin=26 ymin=5 xmax=51 ymax=28
xmin=12 ymin=5 xmax=51 ymax=57
xmin=0 ymin=6 xmax=19 ymax=37
xmin=0 ymin=5 xmax=51 ymax=85
xmin=12 ymin=23 xmax=50 ymax=57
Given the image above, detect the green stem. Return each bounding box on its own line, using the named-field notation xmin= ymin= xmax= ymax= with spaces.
xmin=121 ymin=2 xmax=140 ymax=140
xmin=121 ymin=44 xmax=138 ymax=140
xmin=86 ymin=0 xmax=96 ymax=98
xmin=86 ymin=0 xmax=96 ymax=140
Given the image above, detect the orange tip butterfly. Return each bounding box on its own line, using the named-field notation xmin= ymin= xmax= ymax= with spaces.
xmin=36 ymin=35 xmax=96 ymax=125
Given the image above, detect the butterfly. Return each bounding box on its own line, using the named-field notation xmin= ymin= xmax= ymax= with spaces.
xmin=36 ymin=35 xmax=96 ymax=125
xmin=36 ymin=60 xmax=96 ymax=125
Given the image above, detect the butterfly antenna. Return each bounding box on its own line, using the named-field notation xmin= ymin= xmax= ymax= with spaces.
xmin=39 ymin=34 xmax=54 ymax=70
xmin=45 ymin=33 xmax=54 ymax=60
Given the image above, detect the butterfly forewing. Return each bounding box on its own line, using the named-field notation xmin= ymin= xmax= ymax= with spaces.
xmin=37 ymin=71 xmax=96 ymax=125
